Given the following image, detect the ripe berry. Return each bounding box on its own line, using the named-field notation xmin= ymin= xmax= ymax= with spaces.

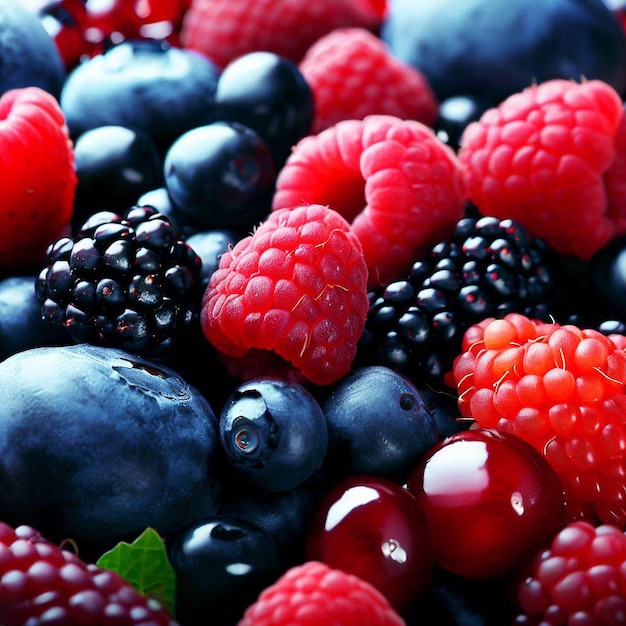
xmin=305 ymin=475 xmax=433 ymax=613
xmin=180 ymin=0 xmax=381 ymax=69
xmin=200 ymin=203 xmax=369 ymax=386
xmin=359 ymin=213 xmax=556 ymax=391
xmin=321 ymin=365 xmax=441 ymax=483
xmin=299 ymin=26 xmax=438 ymax=134
xmin=458 ymin=78 xmax=626 ymax=260
xmin=163 ymin=121 xmax=277 ymax=232
xmin=219 ymin=377 xmax=328 ymax=492
xmin=0 ymin=86 xmax=76 ymax=270
xmin=213 ymin=51 xmax=315 ymax=168
xmin=450 ymin=313 xmax=626 ymax=527
xmin=72 ymin=124 xmax=163 ymax=225
xmin=406 ymin=428 xmax=564 ymax=580
xmin=272 ymin=114 xmax=466 ymax=287
xmin=0 ymin=521 xmax=176 ymax=626
xmin=514 ymin=520 xmax=626 ymax=625
xmin=60 ymin=39 xmax=221 ymax=151
xmin=238 ymin=560 xmax=405 ymax=626
xmin=36 ymin=205 xmax=202 ymax=360
xmin=168 ymin=517 xmax=281 ymax=626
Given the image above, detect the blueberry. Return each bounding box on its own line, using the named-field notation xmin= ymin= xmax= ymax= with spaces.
xmin=382 ymin=0 xmax=626 ymax=104
xmin=435 ymin=94 xmax=492 ymax=152
xmin=321 ymin=366 xmax=441 ymax=483
xmin=72 ymin=125 xmax=163 ymax=225
xmin=218 ymin=472 xmax=328 ymax=565
xmin=0 ymin=0 xmax=65 ymax=98
xmin=0 ymin=343 xmax=222 ymax=557
xmin=213 ymin=51 xmax=314 ymax=168
xmin=167 ymin=517 xmax=281 ymax=626
xmin=0 ymin=275 xmax=68 ymax=359
xmin=186 ymin=228 xmax=242 ymax=296
xmin=60 ymin=39 xmax=221 ymax=150
xmin=219 ymin=378 xmax=329 ymax=492
xmin=163 ymin=121 xmax=276 ymax=231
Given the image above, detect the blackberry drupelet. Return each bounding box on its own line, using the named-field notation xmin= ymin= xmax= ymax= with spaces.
xmin=357 ymin=213 xmax=556 ymax=391
xmin=36 ymin=205 xmax=202 ymax=360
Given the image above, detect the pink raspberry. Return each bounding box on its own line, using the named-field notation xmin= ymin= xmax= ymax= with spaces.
xmin=272 ymin=114 xmax=467 ymax=287
xmin=299 ymin=27 xmax=438 ymax=134
xmin=458 ymin=78 xmax=626 ymax=260
xmin=200 ymin=204 xmax=369 ymax=386
xmin=180 ymin=0 xmax=380 ymax=69
xmin=238 ymin=560 xmax=405 ymax=626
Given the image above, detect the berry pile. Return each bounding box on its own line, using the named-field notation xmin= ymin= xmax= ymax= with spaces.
xmin=5 ymin=1 xmax=626 ymax=625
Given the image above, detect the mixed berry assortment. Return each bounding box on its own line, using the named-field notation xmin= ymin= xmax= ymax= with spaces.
xmin=4 ymin=0 xmax=626 ymax=624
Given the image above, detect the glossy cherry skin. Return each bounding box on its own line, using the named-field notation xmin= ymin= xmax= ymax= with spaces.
xmin=406 ymin=428 xmax=565 ymax=581
xmin=305 ymin=475 xmax=433 ymax=613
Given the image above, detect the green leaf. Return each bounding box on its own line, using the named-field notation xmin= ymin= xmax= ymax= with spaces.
xmin=96 ymin=527 xmax=176 ymax=617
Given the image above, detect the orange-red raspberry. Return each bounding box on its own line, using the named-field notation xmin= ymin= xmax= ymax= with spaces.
xmin=449 ymin=312 xmax=626 ymax=527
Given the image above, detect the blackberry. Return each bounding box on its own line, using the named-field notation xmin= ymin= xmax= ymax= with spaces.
xmin=36 ymin=205 xmax=202 ymax=360
xmin=357 ymin=213 xmax=556 ymax=391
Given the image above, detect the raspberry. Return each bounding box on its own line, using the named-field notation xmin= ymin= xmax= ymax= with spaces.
xmin=0 ymin=86 xmax=76 ymax=270
xmin=179 ymin=0 xmax=380 ymax=70
xmin=458 ymin=78 xmax=626 ymax=260
xmin=237 ymin=560 xmax=405 ymax=626
xmin=449 ymin=312 xmax=626 ymax=527
xmin=200 ymin=204 xmax=369 ymax=386
xmin=0 ymin=521 xmax=177 ymax=626
xmin=299 ymin=27 xmax=438 ymax=134
xmin=514 ymin=521 xmax=626 ymax=625
xmin=272 ymin=114 xmax=467 ymax=287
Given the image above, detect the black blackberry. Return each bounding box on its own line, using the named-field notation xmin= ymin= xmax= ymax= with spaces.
xmin=36 ymin=205 xmax=202 ymax=360
xmin=357 ymin=214 xmax=557 ymax=391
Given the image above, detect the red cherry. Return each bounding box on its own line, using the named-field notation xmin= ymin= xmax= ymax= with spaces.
xmin=304 ymin=475 xmax=433 ymax=613
xmin=406 ymin=428 xmax=565 ymax=580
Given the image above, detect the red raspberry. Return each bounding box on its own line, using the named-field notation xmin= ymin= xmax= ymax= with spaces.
xmin=449 ymin=312 xmax=626 ymax=527
xmin=200 ymin=204 xmax=369 ymax=386
xmin=299 ymin=27 xmax=438 ymax=134
xmin=179 ymin=0 xmax=380 ymax=69
xmin=515 ymin=520 xmax=626 ymax=625
xmin=458 ymin=78 xmax=626 ymax=260
xmin=272 ymin=114 xmax=467 ymax=287
xmin=0 ymin=86 xmax=76 ymax=270
xmin=0 ymin=521 xmax=176 ymax=626
xmin=237 ymin=560 xmax=405 ymax=626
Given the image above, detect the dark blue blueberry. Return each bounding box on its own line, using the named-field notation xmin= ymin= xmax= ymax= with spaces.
xmin=213 ymin=51 xmax=314 ymax=168
xmin=381 ymin=0 xmax=626 ymax=105
xmin=321 ymin=366 xmax=441 ymax=483
xmin=219 ymin=378 xmax=328 ymax=492
xmin=217 ymin=472 xmax=328 ymax=566
xmin=186 ymin=228 xmax=242 ymax=297
xmin=0 ymin=343 xmax=222 ymax=558
xmin=435 ymin=94 xmax=492 ymax=151
xmin=0 ymin=0 xmax=66 ymax=98
xmin=72 ymin=125 xmax=163 ymax=226
xmin=164 ymin=121 xmax=276 ymax=231
xmin=60 ymin=39 xmax=221 ymax=151
xmin=168 ymin=517 xmax=281 ymax=626
xmin=0 ymin=275 xmax=68 ymax=359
